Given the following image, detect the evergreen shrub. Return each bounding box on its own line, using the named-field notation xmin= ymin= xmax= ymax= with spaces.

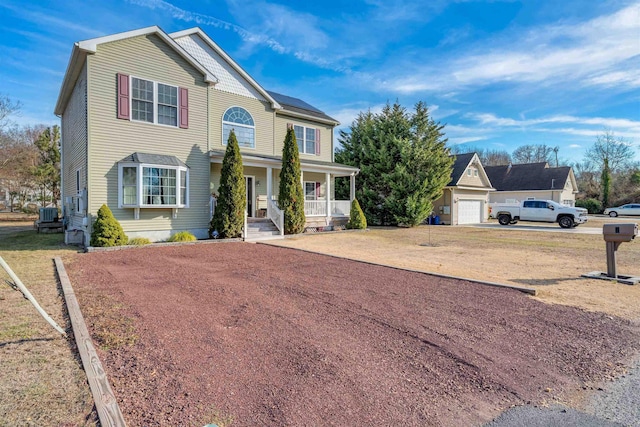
xmin=167 ymin=231 xmax=197 ymax=242
xmin=127 ymin=237 xmax=152 ymax=246
xmin=278 ymin=127 xmax=306 ymax=234
xmin=90 ymin=204 xmax=127 ymax=247
xmin=346 ymin=198 xmax=367 ymax=229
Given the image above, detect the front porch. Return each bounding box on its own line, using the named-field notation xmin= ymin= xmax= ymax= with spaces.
xmin=210 ymin=150 xmax=359 ymax=232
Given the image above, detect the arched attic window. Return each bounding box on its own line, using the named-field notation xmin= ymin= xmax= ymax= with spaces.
xmin=222 ymin=106 xmax=255 ymax=148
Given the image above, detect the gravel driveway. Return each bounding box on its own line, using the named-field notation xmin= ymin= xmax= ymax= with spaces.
xmin=66 ymin=243 xmax=640 ymax=426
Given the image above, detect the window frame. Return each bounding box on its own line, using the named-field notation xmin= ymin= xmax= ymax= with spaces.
xmin=222 ymin=106 xmax=256 ymax=149
xmin=294 ymin=124 xmax=318 ymax=155
xmin=130 ymin=76 xmax=179 ymax=128
xmin=118 ymin=162 xmax=189 ymax=209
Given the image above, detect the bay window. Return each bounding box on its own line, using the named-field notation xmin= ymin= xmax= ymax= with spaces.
xmin=118 ymin=162 xmax=189 ymax=208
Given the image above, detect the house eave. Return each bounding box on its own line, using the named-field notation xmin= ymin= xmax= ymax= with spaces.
xmin=276 ymin=108 xmax=340 ymax=126
xmin=447 ymin=185 xmax=496 ymax=192
xmin=209 ymin=150 xmax=359 ymax=176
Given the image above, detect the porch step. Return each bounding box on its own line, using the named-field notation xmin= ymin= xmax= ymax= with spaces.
xmin=245 ymin=218 xmax=283 ymax=241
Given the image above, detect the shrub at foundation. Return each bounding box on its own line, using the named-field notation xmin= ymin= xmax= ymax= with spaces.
xmin=127 ymin=237 xmax=152 ymax=246
xmin=90 ymin=204 xmax=127 ymax=247
xmin=346 ymin=198 xmax=367 ymax=229
xmin=210 ymin=130 xmax=246 ymax=238
xmin=168 ymin=231 xmax=197 ymax=242
xmin=278 ymin=127 xmax=306 ymax=234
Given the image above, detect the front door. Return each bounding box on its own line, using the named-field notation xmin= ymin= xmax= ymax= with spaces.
xmin=245 ymin=176 xmax=255 ymax=217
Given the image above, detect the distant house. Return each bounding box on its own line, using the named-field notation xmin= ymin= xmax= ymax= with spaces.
xmin=55 ymin=26 xmax=359 ymax=245
xmin=484 ymin=163 xmax=578 ymax=206
xmin=433 ymin=153 xmax=494 ymax=225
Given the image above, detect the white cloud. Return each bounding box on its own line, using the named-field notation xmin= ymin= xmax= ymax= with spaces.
xmin=569 ymin=144 xmax=581 ymax=148
xmin=387 ymin=3 xmax=640 ymax=94
xmin=469 ymin=113 xmax=640 ymax=133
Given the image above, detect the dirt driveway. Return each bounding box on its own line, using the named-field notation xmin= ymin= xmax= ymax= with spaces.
xmin=66 ymin=243 xmax=640 ymax=426
xmin=270 ymin=223 xmax=640 ymax=321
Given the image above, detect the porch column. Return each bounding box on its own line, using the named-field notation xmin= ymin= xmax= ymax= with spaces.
xmin=350 ymin=173 xmax=356 ymax=201
xmin=325 ymin=172 xmax=331 ymax=220
xmin=266 ymin=167 xmax=273 ymax=199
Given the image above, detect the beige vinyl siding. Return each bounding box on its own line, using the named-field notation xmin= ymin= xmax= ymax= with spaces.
xmin=489 ymin=189 xmax=575 ymax=205
xmin=274 ymin=114 xmax=333 ymax=163
xmin=61 ymin=62 xmax=88 ymax=229
xmin=86 ymin=34 xmax=209 ymax=236
xmin=209 ymin=89 xmax=275 ymax=155
xmin=210 ymin=164 xmax=270 ymax=197
xmin=457 ymin=165 xmax=488 ymax=187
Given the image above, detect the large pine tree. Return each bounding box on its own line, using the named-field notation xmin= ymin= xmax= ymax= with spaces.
xmin=335 ymin=101 xmax=453 ymax=226
xmin=210 ymin=130 xmax=246 ymax=238
xmin=278 ymin=127 xmax=306 ymax=234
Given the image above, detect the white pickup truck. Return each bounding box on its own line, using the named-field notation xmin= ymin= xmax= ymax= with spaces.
xmin=489 ymin=200 xmax=588 ymax=228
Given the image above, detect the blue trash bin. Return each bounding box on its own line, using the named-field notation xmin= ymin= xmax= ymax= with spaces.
xmin=434 ymin=215 xmax=440 ymax=225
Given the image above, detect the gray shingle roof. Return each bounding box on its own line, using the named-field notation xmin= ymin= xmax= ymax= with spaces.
xmin=267 ymin=90 xmax=338 ymax=123
xmin=448 ymin=152 xmax=476 ymax=186
xmin=484 ymin=162 xmax=571 ymax=191
xmin=119 ymin=152 xmax=188 ymax=168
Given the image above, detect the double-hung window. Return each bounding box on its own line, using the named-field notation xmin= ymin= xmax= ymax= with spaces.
xmin=119 ymin=162 xmax=189 ymax=209
xmin=304 ymin=181 xmax=323 ymax=200
xmin=118 ymin=73 xmax=187 ymax=128
xmin=294 ymin=125 xmax=319 ymax=155
xmin=131 ymin=77 xmax=178 ymax=126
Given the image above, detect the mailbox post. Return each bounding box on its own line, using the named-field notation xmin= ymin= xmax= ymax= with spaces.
xmin=602 ymin=223 xmax=638 ymax=278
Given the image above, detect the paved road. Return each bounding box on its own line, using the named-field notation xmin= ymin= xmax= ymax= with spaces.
xmin=471 ymin=223 xmax=603 ymax=234
xmin=486 ymin=355 xmax=640 ymax=427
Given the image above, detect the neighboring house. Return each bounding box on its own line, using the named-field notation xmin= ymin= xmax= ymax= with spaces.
xmin=484 ymin=163 xmax=578 ymax=206
xmin=55 ymin=26 xmax=359 ymax=245
xmin=433 ymin=153 xmax=494 ymax=225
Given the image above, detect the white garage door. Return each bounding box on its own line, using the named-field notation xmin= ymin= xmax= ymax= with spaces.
xmin=458 ymin=200 xmax=482 ymax=224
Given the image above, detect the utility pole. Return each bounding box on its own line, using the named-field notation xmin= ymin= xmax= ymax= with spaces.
xmin=553 ymin=146 xmax=559 ymax=167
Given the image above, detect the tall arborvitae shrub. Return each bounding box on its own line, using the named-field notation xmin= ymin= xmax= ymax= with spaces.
xmin=278 ymin=127 xmax=306 ymax=234
xmin=90 ymin=204 xmax=127 ymax=247
xmin=346 ymin=198 xmax=367 ymax=229
xmin=210 ymin=130 xmax=246 ymax=238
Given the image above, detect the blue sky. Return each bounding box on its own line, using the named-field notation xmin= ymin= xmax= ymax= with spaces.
xmin=1 ymin=0 xmax=638 ymax=163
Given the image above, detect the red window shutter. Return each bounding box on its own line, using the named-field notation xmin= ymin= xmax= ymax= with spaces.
xmin=117 ymin=73 xmax=130 ymax=120
xmin=179 ymin=87 xmax=189 ymax=129
xmin=315 ymin=182 xmax=321 ymax=198
xmin=315 ymin=129 xmax=321 ymax=156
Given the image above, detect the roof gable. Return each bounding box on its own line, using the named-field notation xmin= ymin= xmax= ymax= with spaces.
xmin=484 ymin=163 xmax=573 ymax=191
xmin=447 ymin=152 xmax=493 ymax=189
xmin=55 ymin=26 xmax=215 ymax=115
xmin=170 ymin=28 xmax=280 ymax=109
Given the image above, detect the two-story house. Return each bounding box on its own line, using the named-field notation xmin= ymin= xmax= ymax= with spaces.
xmin=55 ymin=26 xmax=359 ymax=245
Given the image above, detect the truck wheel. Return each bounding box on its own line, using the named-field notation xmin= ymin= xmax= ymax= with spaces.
xmin=609 ymin=211 xmax=618 ymax=217
xmin=559 ymin=216 xmax=574 ymax=228
xmin=498 ymin=214 xmax=511 ymax=226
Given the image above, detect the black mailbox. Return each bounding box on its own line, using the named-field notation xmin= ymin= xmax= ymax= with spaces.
xmin=603 ymin=223 xmax=638 ymax=243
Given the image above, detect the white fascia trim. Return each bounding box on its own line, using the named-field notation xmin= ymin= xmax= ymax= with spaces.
xmin=77 ymin=26 xmax=217 ymax=84
xmin=169 ymin=27 xmax=281 ymax=110
xmin=276 ymin=109 xmax=339 ymax=126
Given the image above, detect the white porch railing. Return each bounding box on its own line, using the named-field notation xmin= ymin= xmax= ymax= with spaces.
xmin=267 ymin=197 xmax=285 ymax=236
xmin=331 ymin=201 xmax=351 ymax=216
xmin=304 ymin=201 xmax=327 ymax=216
xmin=304 ymin=200 xmax=351 ymax=217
